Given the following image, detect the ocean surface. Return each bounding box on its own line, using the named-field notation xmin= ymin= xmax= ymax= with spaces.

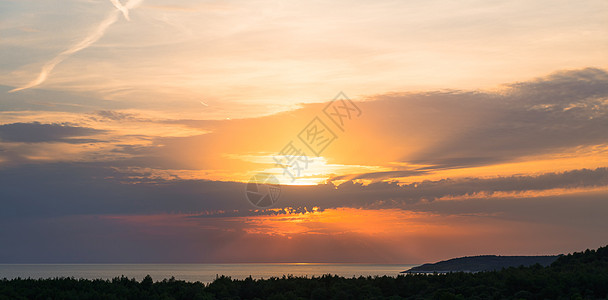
xmin=0 ymin=264 xmax=418 ymax=284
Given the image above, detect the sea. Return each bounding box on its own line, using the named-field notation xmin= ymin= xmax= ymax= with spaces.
xmin=0 ymin=264 xmax=418 ymax=284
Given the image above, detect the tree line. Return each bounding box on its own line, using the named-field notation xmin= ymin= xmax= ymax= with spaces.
xmin=1 ymin=245 xmax=607 ymax=299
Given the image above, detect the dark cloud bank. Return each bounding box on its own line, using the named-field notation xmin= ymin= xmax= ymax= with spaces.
xmin=0 ymin=122 xmax=104 ymax=143
xmin=0 ymin=162 xmax=606 ymax=218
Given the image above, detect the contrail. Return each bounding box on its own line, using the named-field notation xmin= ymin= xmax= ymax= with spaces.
xmin=110 ymin=0 xmax=130 ymax=21
xmin=9 ymin=0 xmax=143 ymax=93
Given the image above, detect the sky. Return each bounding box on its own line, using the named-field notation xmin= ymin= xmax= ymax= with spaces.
xmin=0 ymin=0 xmax=607 ymax=263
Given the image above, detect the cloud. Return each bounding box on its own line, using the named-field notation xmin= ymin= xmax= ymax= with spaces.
xmin=329 ymin=170 xmax=428 ymax=182
xmin=1 ymin=68 xmax=607 ymax=223
xmin=1 ymin=163 xmax=607 ymax=263
xmin=0 ymin=160 xmax=606 ymax=219
xmin=8 ymin=0 xmax=144 ymax=93
xmin=0 ymin=122 xmax=104 ymax=143
xmin=93 ymin=110 xmax=137 ymax=121
xmin=274 ymin=168 xmax=608 ymax=211
xmin=173 ymin=68 xmax=608 ymax=174
xmin=0 ymin=85 xmax=132 ymax=112
xmin=110 ymin=0 xmax=131 ymax=21
xmin=4 ymin=68 xmax=606 ymax=181
xmin=2 ymin=63 xmax=608 ymax=262
xmin=402 ymin=68 xmax=608 ymax=169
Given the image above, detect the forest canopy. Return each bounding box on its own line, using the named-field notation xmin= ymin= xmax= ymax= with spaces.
xmin=1 ymin=245 xmax=607 ymax=300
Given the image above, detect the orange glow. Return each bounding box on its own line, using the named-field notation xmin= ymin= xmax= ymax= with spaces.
xmin=97 ymin=203 xmax=607 ymax=262
xmin=243 ymin=208 xmax=483 ymax=238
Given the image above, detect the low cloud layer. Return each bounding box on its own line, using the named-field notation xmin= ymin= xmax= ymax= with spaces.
xmin=0 ymin=122 xmax=104 ymax=143
xmin=1 ymin=161 xmax=606 ymax=218
xmin=1 ymin=162 xmax=607 ymax=263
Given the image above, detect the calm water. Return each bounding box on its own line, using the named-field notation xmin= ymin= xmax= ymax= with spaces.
xmin=0 ymin=264 xmax=418 ymax=284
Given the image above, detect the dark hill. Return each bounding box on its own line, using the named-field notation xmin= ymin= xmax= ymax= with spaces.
xmin=402 ymin=255 xmax=559 ymax=273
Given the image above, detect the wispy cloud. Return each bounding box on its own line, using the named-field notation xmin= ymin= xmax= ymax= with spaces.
xmin=8 ymin=0 xmax=143 ymax=93
xmin=110 ymin=0 xmax=131 ymax=21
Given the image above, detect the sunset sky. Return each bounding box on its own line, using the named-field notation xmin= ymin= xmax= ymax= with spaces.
xmin=1 ymin=0 xmax=608 ymax=263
